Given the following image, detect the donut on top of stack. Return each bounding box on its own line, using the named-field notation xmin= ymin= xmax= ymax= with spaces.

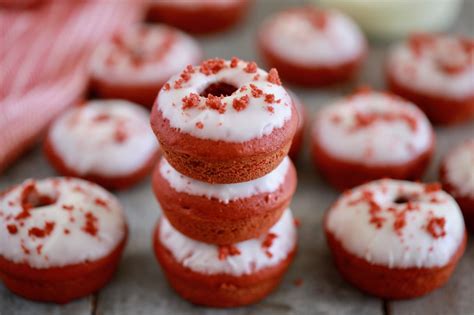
xmin=151 ymin=57 xmax=298 ymax=183
xmin=150 ymin=58 xmax=299 ymax=307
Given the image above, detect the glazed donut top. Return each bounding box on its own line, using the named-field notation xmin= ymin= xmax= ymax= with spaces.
xmin=151 ymin=0 xmax=242 ymax=9
xmin=160 ymin=156 xmax=291 ymax=203
xmin=159 ymin=208 xmax=297 ymax=276
xmin=0 ymin=178 xmax=126 ymax=269
xmin=259 ymin=7 xmax=366 ymax=66
xmin=443 ymin=139 xmax=474 ymax=198
xmin=326 ymin=180 xmax=465 ymax=268
xmin=313 ymin=90 xmax=433 ymax=165
xmin=90 ymin=24 xmax=201 ymax=85
xmin=156 ymin=58 xmax=294 ymax=142
xmin=387 ymin=34 xmax=474 ymax=99
xmin=48 ymin=100 xmax=158 ymax=177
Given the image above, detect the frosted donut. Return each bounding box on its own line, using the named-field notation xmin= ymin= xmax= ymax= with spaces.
xmin=386 ymin=34 xmax=474 ymax=125
xmin=150 ymin=58 xmax=298 ymax=184
xmin=89 ymin=24 xmax=201 ymax=107
xmin=258 ymin=7 xmax=366 ymax=86
xmin=311 ymin=89 xmax=434 ymax=190
xmin=325 ymin=179 xmax=466 ymax=299
xmin=153 ymin=208 xmax=297 ymax=307
xmin=44 ymin=100 xmax=159 ymax=190
xmin=0 ymin=178 xmax=127 ymax=303
xmin=152 ymin=156 xmax=297 ymax=244
xmin=146 ymin=0 xmax=251 ymax=34
xmin=440 ymin=139 xmax=474 ymax=230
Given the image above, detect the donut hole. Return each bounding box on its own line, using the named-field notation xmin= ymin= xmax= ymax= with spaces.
xmin=200 ymin=82 xmax=238 ymax=97
xmin=21 ymin=184 xmax=58 ymax=209
xmin=393 ymin=195 xmax=416 ymax=204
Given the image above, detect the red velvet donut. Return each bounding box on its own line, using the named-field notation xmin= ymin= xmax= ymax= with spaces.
xmin=386 ymin=34 xmax=474 ymax=125
xmin=0 ymin=178 xmax=127 ymax=303
xmin=258 ymin=7 xmax=366 ymax=86
xmin=325 ymin=179 xmax=466 ymax=299
xmin=150 ymin=58 xmax=298 ymax=184
xmin=89 ymin=24 xmax=201 ymax=107
xmin=440 ymin=139 xmax=474 ymax=231
xmin=146 ymin=0 xmax=251 ymax=34
xmin=152 ymin=156 xmax=296 ymax=244
xmin=153 ymin=208 xmax=297 ymax=307
xmin=44 ymin=100 xmax=160 ymax=190
xmin=311 ymin=89 xmax=435 ymax=190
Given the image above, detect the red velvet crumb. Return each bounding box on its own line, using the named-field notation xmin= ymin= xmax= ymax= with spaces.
xmin=262 ymin=232 xmax=278 ymax=249
xmin=230 ymin=57 xmax=239 ymax=68
xmin=264 ymin=93 xmax=275 ymax=104
xmin=163 ymin=83 xmax=171 ymax=91
xmin=195 ymin=121 xmax=204 ymax=129
xmin=179 ymin=65 xmax=195 ymax=82
xmin=267 ymin=68 xmax=282 ymax=85
xmin=82 ymin=212 xmax=99 ymax=236
xmin=200 ymin=58 xmax=226 ymax=75
xmin=174 ymin=78 xmax=184 ymax=89
xmin=249 ymin=84 xmax=263 ymax=98
xmin=7 ymin=224 xmax=18 ymax=235
xmin=182 ymin=93 xmax=200 ymax=110
xmin=205 ymin=94 xmax=226 ymax=113
xmin=218 ymin=245 xmax=241 ymax=260
xmin=28 ymin=221 xmax=55 ymax=238
xmin=62 ymin=204 xmax=74 ymax=211
xmin=93 ymin=113 xmax=110 ymax=122
xmin=426 ymin=217 xmax=446 ymax=238
xmin=244 ymin=61 xmax=257 ymax=73
xmin=114 ymin=125 xmax=128 ymax=143
xmin=393 ymin=213 xmax=407 ymax=234
xmin=424 ymin=183 xmax=441 ymax=193
xmin=352 ymin=112 xmax=418 ymax=132
xmin=308 ymin=9 xmax=328 ymax=30
xmin=94 ymin=198 xmax=108 ymax=208
xmin=409 ymin=33 xmax=434 ymax=57
xmin=232 ymin=95 xmax=249 ymax=111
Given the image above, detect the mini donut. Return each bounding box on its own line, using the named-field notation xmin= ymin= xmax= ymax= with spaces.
xmin=258 ymin=7 xmax=366 ymax=86
xmin=288 ymin=91 xmax=305 ymax=160
xmin=150 ymin=58 xmax=298 ymax=184
xmin=146 ymin=0 xmax=251 ymax=34
xmin=153 ymin=208 xmax=297 ymax=307
xmin=386 ymin=34 xmax=474 ymax=125
xmin=44 ymin=100 xmax=159 ymax=190
xmin=311 ymin=89 xmax=435 ymax=190
xmin=0 ymin=178 xmax=127 ymax=303
xmin=325 ymin=179 xmax=466 ymax=299
xmin=152 ymin=156 xmax=296 ymax=244
xmin=89 ymin=24 xmax=201 ymax=107
xmin=440 ymin=139 xmax=474 ymax=230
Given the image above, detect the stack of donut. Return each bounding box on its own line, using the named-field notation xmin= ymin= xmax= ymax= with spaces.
xmin=149 ymin=58 xmax=299 ymax=307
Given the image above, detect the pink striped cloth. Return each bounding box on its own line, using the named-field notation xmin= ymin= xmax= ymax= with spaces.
xmin=0 ymin=0 xmax=145 ymax=173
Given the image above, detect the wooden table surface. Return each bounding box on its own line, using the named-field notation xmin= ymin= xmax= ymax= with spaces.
xmin=1 ymin=0 xmax=473 ymax=314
